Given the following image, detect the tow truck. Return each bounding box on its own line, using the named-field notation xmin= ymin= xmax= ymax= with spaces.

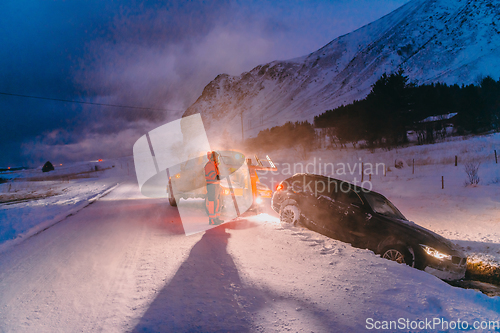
xmin=167 ymin=150 xmax=277 ymax=215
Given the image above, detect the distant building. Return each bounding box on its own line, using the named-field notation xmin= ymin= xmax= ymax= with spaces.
xmin=42 ymin=161 xmax=55 ymax=172
xmin=408 ymin=113 xmax=458 ymax=144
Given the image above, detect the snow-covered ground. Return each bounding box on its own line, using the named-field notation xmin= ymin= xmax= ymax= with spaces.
xmin=0 ymin=158 xmax=133 ymax=252
xmin=1 ymin=134 xmax=500 ymax=332
xmin=229 ymin=215 xmax=500 ymax=332
xmin=1 ymin=181 xmax=499 ymax=332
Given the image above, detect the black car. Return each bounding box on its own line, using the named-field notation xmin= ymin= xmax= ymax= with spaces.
xmin=272 ymin=173 xmax=467 ymax=281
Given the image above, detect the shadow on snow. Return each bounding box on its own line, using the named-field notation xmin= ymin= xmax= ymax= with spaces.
xmin=132 ymin=220 xmax=347 ymax=332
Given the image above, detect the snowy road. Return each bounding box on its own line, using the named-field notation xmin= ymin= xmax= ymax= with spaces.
xmin=1 ymin=181 xmax=499 ymax=332
xmin=0 ymin=182 xmax=193 ymax=332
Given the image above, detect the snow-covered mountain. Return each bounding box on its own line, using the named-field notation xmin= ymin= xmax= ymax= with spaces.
xmin=184 ymin=0 xmax=500 ymax=140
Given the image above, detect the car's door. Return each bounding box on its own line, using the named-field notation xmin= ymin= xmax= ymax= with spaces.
xmin=316 ymin=180 xmax=350 ymax=241
xmin=359 ymin=192 xmax=406 ymax=250
xmin=329 ymin=188 xmax=369 ymax=245
xmin=305 ymin=177 xmax=335 ymax=231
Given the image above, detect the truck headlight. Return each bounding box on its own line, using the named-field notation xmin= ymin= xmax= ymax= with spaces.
xmin=420 ymin=244 xmax=452 ymax=261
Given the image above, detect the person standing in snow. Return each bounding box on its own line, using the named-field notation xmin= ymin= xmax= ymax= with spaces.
xmin=205 ymin=151 xmax=223 ymax=225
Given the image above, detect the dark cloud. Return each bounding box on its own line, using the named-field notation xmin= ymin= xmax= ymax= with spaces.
xmin=0 ymin=0 xmax=409 ymax=167
xmin=109 ymin=1 xmax=232 ymax=46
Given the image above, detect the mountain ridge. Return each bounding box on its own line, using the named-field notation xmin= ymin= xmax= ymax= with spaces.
xmin=184 ymin=0 xmax=500 ymax=141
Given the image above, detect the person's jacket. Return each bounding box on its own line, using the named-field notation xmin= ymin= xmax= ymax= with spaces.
xmin=205 ymin=160 xmax=220 ymax=185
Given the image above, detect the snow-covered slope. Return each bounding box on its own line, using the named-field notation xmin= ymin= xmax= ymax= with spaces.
xmin=184 ymin=0 xmax=500 ymax=140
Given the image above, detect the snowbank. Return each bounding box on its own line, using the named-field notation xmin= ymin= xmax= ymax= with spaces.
xmin=0 ymin=157 xmax=133 ymax=252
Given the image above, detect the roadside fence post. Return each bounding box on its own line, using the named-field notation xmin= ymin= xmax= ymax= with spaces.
xmin=361 ymin=162 xmax=364 ymax=182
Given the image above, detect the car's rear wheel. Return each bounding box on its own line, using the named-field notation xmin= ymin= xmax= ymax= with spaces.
xmin=280 ymin=205 xmax=300 ymax=226
xmin=382 ymin=245 xmax=414 ymax=267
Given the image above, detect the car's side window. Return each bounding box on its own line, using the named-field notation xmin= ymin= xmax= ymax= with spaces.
xmin=335 ymin=189 xmax=363 ymax=206
xmin=348 ymin=191 xmax=363 ymax=206
xmin=330 ymin=180 xmax=351 ymax=201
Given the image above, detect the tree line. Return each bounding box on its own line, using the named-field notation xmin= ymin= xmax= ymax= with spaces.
xmin=247 ymin=70 xmax=500 ymax=151
xmin=245 ymin=121 xmax=317 ymax=154
xmin=314 ymin=70 xmax=500 ymax=148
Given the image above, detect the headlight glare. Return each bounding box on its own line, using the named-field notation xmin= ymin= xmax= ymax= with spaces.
xmin=420 ymin=244 xmax=451 ymax=260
